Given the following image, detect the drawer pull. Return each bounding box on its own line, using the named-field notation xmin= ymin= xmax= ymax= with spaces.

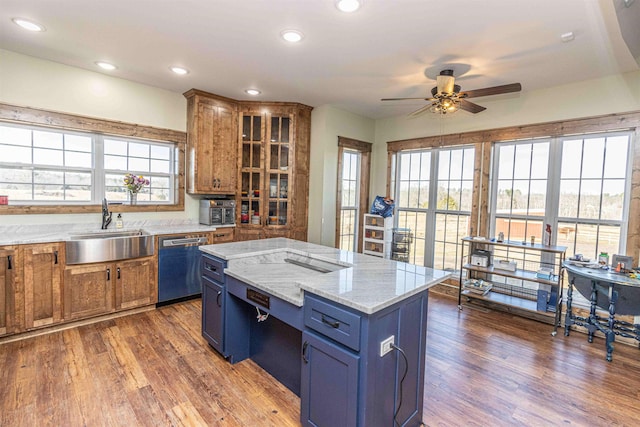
xmin=321 ymin=315 xmax=340 ymax=329
xmin=216 ymin=290 xmax=222 ymax=307
xmin=214 ymin=234 xmax=225 ymax=238
xmin=205 ymin=265 xmax=217 ymax=272
xmin=302 ymin=341 xmax=309 ymax=364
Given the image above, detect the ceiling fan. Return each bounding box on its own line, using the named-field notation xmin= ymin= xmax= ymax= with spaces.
xmin=381 ymin=69 xmax=522 ymax=116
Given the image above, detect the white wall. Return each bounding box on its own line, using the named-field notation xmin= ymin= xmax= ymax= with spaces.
xmin=308 ymin=105 xmax=375 ymax=246
xmin=371 ymin=70 xmax=640 ymax=196
xmin=0 ymin=49 xmax=200 ymax=226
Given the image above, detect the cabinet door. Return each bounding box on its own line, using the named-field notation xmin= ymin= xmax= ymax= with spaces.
xmin=194 ymin=102 xmax=237 ymax=193
xmin=22 ymin=243 xmax=63 ymax=329
xmin=63 ymin=263 xmax=114 ymax=321
xmin=266 ymin=114 xmax=292 ymax=228
xmin=301 ymin=331 xmax=359 ymax=427
xmin=202 ymin=276 xmax=224 ymax=354
xmin=115 ymin=257 xmax=156 ymax=310
xmin=0 ymin=247 xmax=17 ymax=336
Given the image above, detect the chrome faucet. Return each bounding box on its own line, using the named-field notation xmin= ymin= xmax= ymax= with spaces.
xmin=101 ymin=198 xmax=112 ymax=229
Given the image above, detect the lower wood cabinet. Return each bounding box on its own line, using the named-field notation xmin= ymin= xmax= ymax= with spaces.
xmin=115 ymin=257 xmax=156 ymax=310
xmin=64 ymin=263 xmax=114 ymax=321
xmin=0 ymin=246 xmax=18 ymax=337
xmin=64 ymin=257 xmax=155 ymax=322
xmin=22 ymin=243 xmax=63 ymax=330
xmin=210 ymin=227 xmax=234 ymax=243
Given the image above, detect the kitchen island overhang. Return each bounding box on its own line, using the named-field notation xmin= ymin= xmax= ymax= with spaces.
xmin=199 ymin=238 xmax=451 ymax=427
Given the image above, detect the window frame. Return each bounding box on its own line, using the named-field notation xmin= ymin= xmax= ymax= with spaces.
xmin=0 ymin=102 xmax=185 ymax=214
xmin=335 ymin=136 xmax=372 ymax=252
xmin=489 ymin=131 xmax=633 ymax=259
xmin=394 ymin=145 xmax=475 ymax=270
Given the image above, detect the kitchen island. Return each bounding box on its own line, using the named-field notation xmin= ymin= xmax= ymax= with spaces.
xmin=199 ymin=238 xmax=451 ymax=427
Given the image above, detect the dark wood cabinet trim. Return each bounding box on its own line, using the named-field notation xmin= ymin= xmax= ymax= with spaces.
xmin=0 ymin=103 xmax=186 ymax=215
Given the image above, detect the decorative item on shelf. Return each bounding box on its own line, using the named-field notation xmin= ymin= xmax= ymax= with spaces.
xmin=370 ymin=195 xmax=395 ymax=218
xmin=123 ymin=173 xmax=149 ymax=205
xmin=0 ymin=195 xmax=8 ymax=205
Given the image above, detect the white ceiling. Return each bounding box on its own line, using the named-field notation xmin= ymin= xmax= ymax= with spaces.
xmin=0 ymin=0 xmax=638 ymax=120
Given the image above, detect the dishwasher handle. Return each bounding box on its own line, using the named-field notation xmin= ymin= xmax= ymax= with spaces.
xmin=160 ymin=236 xmax=208 ymax=247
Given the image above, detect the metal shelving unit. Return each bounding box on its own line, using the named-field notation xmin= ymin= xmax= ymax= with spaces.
xmin=458 ymin=237 xmax=567 ymax=335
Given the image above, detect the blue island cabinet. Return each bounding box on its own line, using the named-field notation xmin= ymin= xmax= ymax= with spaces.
xmin=301 ymin=293 xmax=429 ymax=427
xmin=201 ymin=255 xmax=227 ymax=355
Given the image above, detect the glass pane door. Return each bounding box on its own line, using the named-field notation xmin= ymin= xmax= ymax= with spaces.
xmin=266 ymin=115 xmax=291 ymax=226
xmin=241 ymin=114 xmax=262 ymax=224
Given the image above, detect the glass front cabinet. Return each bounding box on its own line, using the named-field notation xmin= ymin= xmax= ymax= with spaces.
xmin=238 ymin=104 xmax=308 ymax=239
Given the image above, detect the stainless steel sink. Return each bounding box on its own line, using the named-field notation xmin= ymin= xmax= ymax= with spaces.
xmin=66 ymin=229 xmax=154 ymax=265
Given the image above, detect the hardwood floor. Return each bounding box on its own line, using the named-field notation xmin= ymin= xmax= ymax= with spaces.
xmin=1 ymin=294 xmax=639 ymax=426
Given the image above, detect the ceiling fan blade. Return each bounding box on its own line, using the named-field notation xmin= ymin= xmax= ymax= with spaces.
xmin=459 ymin=83 xmax=522 ymax=99
xmin=381 ymin=97 xmax=430 ymax=101
xmin=408 ymin=104 xmax=432 ymax=117
xmin=458 ymin=99 xmax=486 ymax=114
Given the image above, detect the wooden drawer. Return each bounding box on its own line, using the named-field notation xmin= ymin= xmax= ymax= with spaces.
xmin=211 ymin=228 xmax=234 ymax=243
xmin=304 ymin=295 xmax=361 ymax=352
xmin=202 ymin=255 xmax=226 ymax=284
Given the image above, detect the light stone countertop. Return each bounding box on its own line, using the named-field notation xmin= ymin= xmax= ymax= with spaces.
xmin=200 ymin=237 xmax=452 ymax=314
xmin=0 ymin=220 xmax=232 ymax=245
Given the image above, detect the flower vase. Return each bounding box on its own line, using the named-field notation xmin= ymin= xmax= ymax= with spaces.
xmin=128 ymin=191 xmax=138 ymax=205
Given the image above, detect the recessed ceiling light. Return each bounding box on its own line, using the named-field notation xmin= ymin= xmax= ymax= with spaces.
xmin=336 ymin=0 xmax=362 ymax=12
xmin=12 ymin=18 xmax=45 ymax=32
xmin=95 ymin=61 xmax=117 ymax=71
xmin=281 ymin=30 xmax=304 ymax=43
xmin=560 ymin=32 xmax=575 ymax=43
xmin=245 ymin=89 xmax=261 ymax=96
xmin=170 ymin=66 xmax=189 ymax=75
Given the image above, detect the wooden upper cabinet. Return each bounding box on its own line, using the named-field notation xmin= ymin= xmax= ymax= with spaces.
xmin=237 ymin=102 xmax=312 ymax=241
xmin=184 ymin=89 xmax=238 ymax=194
xmin=0 ymin=247 xmax=18 ymax=337
xmin=22 ymin=243 xmax=64 ymax=330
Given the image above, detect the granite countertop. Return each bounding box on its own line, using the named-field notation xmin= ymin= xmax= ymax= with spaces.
xmin=0 ymin=220 xmax=232 ymax=245
xmin=200 ymin=238 xmax=452 ymax=314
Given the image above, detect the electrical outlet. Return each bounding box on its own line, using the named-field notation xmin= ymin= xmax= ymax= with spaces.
xmin=380 ymin=335 xmax=395 ymax=357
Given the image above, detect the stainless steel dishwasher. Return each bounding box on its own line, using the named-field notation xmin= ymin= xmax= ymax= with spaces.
xmin=157 ymin=234 xmax=209 ymax=304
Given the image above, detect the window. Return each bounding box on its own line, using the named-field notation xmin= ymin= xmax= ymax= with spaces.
xmin=0 ymin=122 xmax=177 ymax=205
xmin=395 ymin=146 xmax=475 ymax=269
xmin=335 ymin=137 xmax=372 ymax=252
xmin=490 ymin=132 xmax=632 ymax=260
xmin=338 ymin=150 xmax=360 ymax=251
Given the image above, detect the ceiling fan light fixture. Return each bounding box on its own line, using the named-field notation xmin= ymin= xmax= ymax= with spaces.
xmin=336 ymin=0 xmax=362 ymax=13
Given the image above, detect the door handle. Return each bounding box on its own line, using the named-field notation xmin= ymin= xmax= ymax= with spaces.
xmin=302 ymin=341 xmax=309 ymax=364
xmin=107 ymin=268 xmax=111 ymax=281
xmin=117 ymin=267 xmax=121 ymax=279
xmin=321 ymin=315 xmax=340 ymax=329
xmin=216 ymin=290 xmax=222 ymax=307
xmin=54 ymin=250 xmax=58 ymax=265
xmin=7 ymin=255 xmax=12 ymax=270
